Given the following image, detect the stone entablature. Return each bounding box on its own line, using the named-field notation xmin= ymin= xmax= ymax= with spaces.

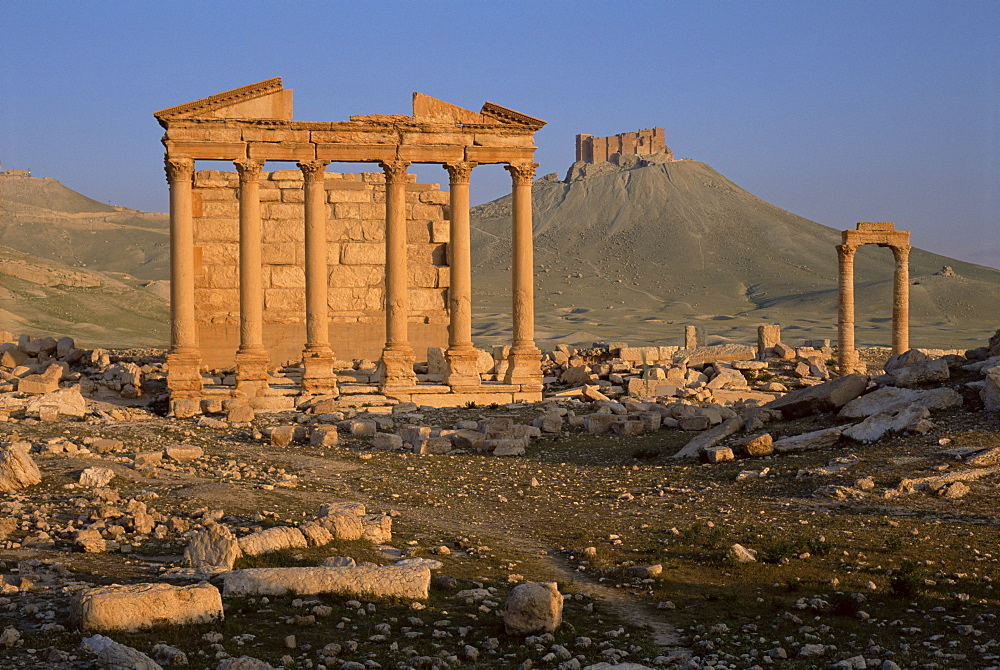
xmin=837 ymin=222 xmax=912 ymax=373
xmin=191 ymin=169 xmax=451 ymax=367
xmin=155 ymin=77 xmax=546 ymax=410
xmin=575 ymin=128 xmax=672 ymax=164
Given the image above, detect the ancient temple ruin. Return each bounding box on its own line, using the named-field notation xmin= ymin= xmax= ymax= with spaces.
xmin=155 ymin=78 xmax=546 ymax=411
xmin=837 ymin=222 xmax=911 ymax=372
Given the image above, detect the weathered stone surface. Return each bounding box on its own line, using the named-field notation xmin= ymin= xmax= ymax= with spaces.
xmin=763 ymin=374 xmax=868 ymax=419
xmin=982 ymin=367 xmax=1000 ymax=411
xmin=217 ymin=657 xmax=276 ymax=670
xmin=503 ymin=582 xmax=563 ymax=636
xmin=0 ymin=445 xmax=41 ymax=492
xmin=238 ymin=526 xmax=308 ymax=556
xmin=839 ymin=386 xmax=962 ymax=419
xmin=707 ymin=366 xmax=749 ymax=390
xmin=82 ymin=634 xmax=163 ymax=670
xmin=361 ymin=514 xmax=392 ymax=543
xmin=270 ymin=425 xmax=297 ymax=446
xmin=25 ymin=387 xmax=87 ymax=418
xmin=164 ymin=444 xmax=204 ymax=461
xmin=371 ymin=432 xmax=404 ymax=450
xmin=75 ymin=529 xmax=107 ymax=553
xmin=678 ymin=415 xmax=711 ymax=431
xmin=584 ymin=413 xmax=616 ymax=435
xmin=223 ymin=564 xmax=430 ymax=600
xmin=561 ymin=365 xmax=595 ymax=385
xmin=772 ymin=427 xmax=843 ymax=452
xmin=79 ymin=467 xmax=115 ymax=488
xmin=728 ymin=543 xmax=757 ymax=563
xmin=884 ymin=349 xmax=928 ymax=373
xmin=740 ymin=433 xmax=774 ymax=457
xmin=843 ymin=406 xmax=932 ymax=443
xmin=966 ymin=446 xmax=1000 ymax=467
xmin=704 ymin=446 xmax=735 ymax=463
xmin=450 ymin=429 xmax=487 ymax=450
xmin=492 ymin=440 xmax=526 ymax=457
xmin=310 ymin=426 xmax=339 ymax=447
xmin=228 ymin=404 xmax=255 ymax=423
xmin=319 ymin=512 xmax=364 ymax=541
xmin=672 ymin=416 xmax=744 ymax=459
xmin=73 ymin=582 xmax=223 ymax=632
xmin=883 ymin=358 xmax=949 ymax=388
xmin=298 ymin=521 xmax=333 ymax=547
xmin=184 ymin=524 xmax=242 ymax=572
xmin=672 ymin=344 xmax=755 ymax=365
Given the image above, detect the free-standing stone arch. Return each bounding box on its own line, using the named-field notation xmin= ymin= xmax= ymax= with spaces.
xmin=836 ymin=222 xmax=911 ymax=373
xmin=154 ymin=78 xmax=546 ymax=412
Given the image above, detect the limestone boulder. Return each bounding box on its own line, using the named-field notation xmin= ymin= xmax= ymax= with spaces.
xmin=360 ymin=514 xmax=392 ymax=544
xmin=79 ymin=467 xmax=115 ymax=488
xmin=73 ymin=582 xmax=223 ymax=632
xmin=222 ymin=564 xmax=430 ymax=600
xmin=763 ymin=374 xmax=868 ymax=419
xmin=503 ymin=582 xmax=563 ymax=636
xmin=24 ymin=387 xmax=87 ymax=419
xmin=842 ymin=406 xmax=933 ymax=443
xmin=0 ymin=445 xmax=41 ymax=492
xmin=561 ymin=364 xmax=595 ymax=385
xmin=884 ymin=349 xmax=928 ymax=373
xmin=319 ymin=512 xmax=364 ymax=541
xmin=982 ymin=367 xmax=1000 ymax=411
xmin=75 ymin=529 xmax=107 ymax=553
xmin=772 ymin=427 xmax=843 ymax=453
xmin=184 ymin=524 xmax=243 ymax=572
xmin=298 ymin=521 xmax=333 ymax=547
xmin=81 ymin=635 xmax=163 ymax=670
xmin=728 ymin=543 xmax=758 ymax=563
xmin=882 ymin=359 xmax=949 ymax=388
xmin=238 ymin=526 xmax=307 ymax=556
xmin=164 ymin=444 xmax=204 ymax=461
xmin=839 ymin=386 xmax=962 ymax=419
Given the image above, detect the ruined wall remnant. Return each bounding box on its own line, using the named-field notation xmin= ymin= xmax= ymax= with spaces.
xmin=191 ymin=169 xmax=451 ymax=368
xmin=575 ymin=128 xmax=672 ymax=164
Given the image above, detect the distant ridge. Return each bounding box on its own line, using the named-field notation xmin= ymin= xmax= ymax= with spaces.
xmin=470 ymin=154 xmax=1000 ymax=349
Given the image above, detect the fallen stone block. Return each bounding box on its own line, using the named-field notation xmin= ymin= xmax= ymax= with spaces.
xmin=883 ymin=359 xmax=949 ymax=388
xmin=413 ymin=437 xmax=452 ymax=455
xmin=503 ymin=582 xmax=563 ymax=636
xmin=532 ymin=413 xmax=563 ymax=433
xmin=842 ymin=406 xmax=932 ymax=443
xmin=884 ymin=349 xmax=928 ymax=372
xmin=704 ymin=446 xmax=735 ymax=463
xmin=763 ymin=374 xmax=868 ymax=419
xmin=449 ymin=429 xmax=487 ymax=450
xmin=298 ymin=521 xmax=333 ymax=547
xmin=318 ymin=512 xmax=364 ymax=541
xmin=678 ymin=415 xmax=711 ymax=431
xmin=25 ymin=387 xmax=87 ymax=419
xmin=982 ymin=367 xmax=1000 ymax=411
xmin=171 ymin=398 xmax=201 ymax=419
xmin=79 ymin=467 xmax=115 ymax=488
xmin=222 ymin=564 xmax=430 ymax=600
xmin=739 ymin=433 xmax=774 ymax=457
xmin=309 ymin=426 xmax=339 ymax=447
xmin=491 ymin=440 xmax=527 ymax=457
xmin=238 ymin=526 xmax=308 ymax=556
xmin=361 ymin=513 xmax=392 ymax=543
xmin=270 ymin=425 xmax=297 ymax=446
xmin=839 ymin=386 xmax=962 ymax=419
xmin=584 ymin=414 xmax=616 ymax=435
xmin=133 ymin=451 xmax=162 ymax=468
xmin=72 ymin=582 xmax=223 ymax=632
xmin=184 ymin=524 xmax=242 ymax=572
xmin=671 ymin=416 xmax=744 ymax=459
xmin=227 ymin=405 xmax=255 ymax=423
xmin=966 ymin=446 xmax=1000 ymax=467
xmin=772 ymin=427 xmax=843 ymax=453
xmin=164 ymin=444 xmax=204 ymax=461
xmin=0 ymin=445 xmax=41 ymax=492
xmin=611 ymin=419 xmax=645 ymax=436
xmin=81 ymin=634 xmax=163 ymax=670
xmin=371 ymin=432 xmax=404 ymax=450
xmin=75 ymin=529 xmax=107 ymax=553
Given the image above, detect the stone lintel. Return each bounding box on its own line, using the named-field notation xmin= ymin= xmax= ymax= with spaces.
xmin=248 ymin=142 xmax=316 ymax=161
xmin=316 ymin=144 xmax=397 ymax=162
xmin=465 ymin=146 xmax=537 ymax=164
xmin=163 ymin=141 xmax=248 ymax=160
xmin=842 ymin=229 xmax=910 ymax=248
xmin=398 ymin=145 xmax=465 ymax=163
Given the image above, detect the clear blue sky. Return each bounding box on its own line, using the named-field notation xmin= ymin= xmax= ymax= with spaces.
xmin=2 ymin=1 xmax=997 ymax=268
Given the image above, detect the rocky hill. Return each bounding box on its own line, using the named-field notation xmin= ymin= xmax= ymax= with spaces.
xmin=0 ymin=174 xmax=169 ymax=347
xmin=470 ymin=155 xmax=1000 ymax=350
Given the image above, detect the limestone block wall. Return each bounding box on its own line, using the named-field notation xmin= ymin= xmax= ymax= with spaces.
xmin=191 ymin=169 xmax=451 ymax=367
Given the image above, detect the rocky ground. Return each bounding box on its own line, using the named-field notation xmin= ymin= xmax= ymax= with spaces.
xmin=0 ymin=332 xmax=999 ymax=670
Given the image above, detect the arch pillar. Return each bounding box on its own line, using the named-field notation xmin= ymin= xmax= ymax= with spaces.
xmin=837 ymin=243 xmax=859 ymax=374
xmin=891 ymin=244 xmax=911 ymax=355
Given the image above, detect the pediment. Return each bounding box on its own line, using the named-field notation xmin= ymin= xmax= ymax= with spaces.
xmin=480 ymin=102 xmax=546 ymax=130
xmin=412 ymin=93 xmax=484 ymax=124
xmin=154 ymin=78 xmax=293 ymax=123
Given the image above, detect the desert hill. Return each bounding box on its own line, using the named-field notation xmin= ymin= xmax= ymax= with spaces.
xmin=0 ymin=173 xmax=170 ymax=281
xmin=470 ymin=154 xmax=1000 ymax=350
xmin=0 ymin=173 xmax=170 ymax=347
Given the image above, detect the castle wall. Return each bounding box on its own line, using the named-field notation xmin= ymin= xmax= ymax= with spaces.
xmin=190 ymin=169 xmax=451 ymax=367
xmin=575 ymin=128 xmax=672 ymax=163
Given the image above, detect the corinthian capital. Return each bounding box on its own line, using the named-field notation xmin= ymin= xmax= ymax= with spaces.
xmin=233 ymin=158 xmax=265 ymax=182
xmin=837 ymin=244 xmax=857 ymax=260
xmin=891 ymin=244 xmax=912 ymax=263
xmin=505 ymin=162 xmax=538 ymax=185
xmin=297 ymin=160 xmax=330 ymax=184
xmin=164 ymin=156 xmax=194 ymax=184
xmin=379 ymin=159 xmax=410 ymax=184
xmin=443 ymin=161 xmax=476 ymax=185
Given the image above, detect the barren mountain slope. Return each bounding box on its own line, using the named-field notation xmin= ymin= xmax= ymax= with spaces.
xmin=471 ymin=157 xmax=1000 ymax=349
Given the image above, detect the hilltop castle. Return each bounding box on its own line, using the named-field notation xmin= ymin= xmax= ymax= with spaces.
xmin=575 ymin=128 xmax=673 ymax=163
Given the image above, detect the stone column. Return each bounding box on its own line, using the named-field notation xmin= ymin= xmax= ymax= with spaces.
xmin=164 ymin=156 xmax=202 ymax=399
xmin=684 ymin=325 xmax=698 ymax=349
xmin=836 ymin=244 xmax=859 ymax=373
xmin=378 ymin=159 xmax=417 ymax=389
xmin=233 ymin=158 xmax=269 ymax=395
xmin=502 ymin=162 xmax=543 ymax=389
xmin=757 ymin=324 xmax=781 ymax=360
xmin=891 ymin=244 xmax=911 ymax=355
xmin=298 ymin=159 xmax=337 ymax=395
xmin=442 ymin=161 xmax=480 ymax=387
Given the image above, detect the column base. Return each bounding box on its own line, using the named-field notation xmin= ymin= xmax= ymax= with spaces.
xmin=503 ymin=344 xmax=543 ymax=386
xmin=302 ymin=351 xmax=338 ymax=395
xmin=235 ymin=351 xmax=270 ymax=397
xmin=166 ymin=351 xmax=203 ymax=397
xmin=378 ymin=346 xmax=417 ymax=390
xmin=444 ymin=346 xmax=482 ymax=387
xmin=837 ymin=350 xmax=861 ymax=375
